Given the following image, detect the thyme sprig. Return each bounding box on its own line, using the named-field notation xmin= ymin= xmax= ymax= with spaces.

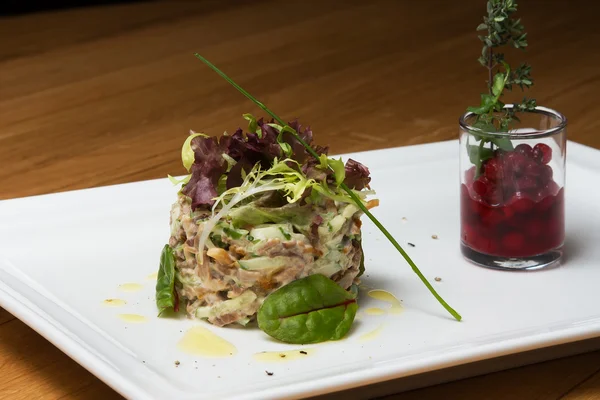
xmin=194 ymin=53 xmax=462 ymax=322
xmin=467 ymin=0 xmax=537 ymax=170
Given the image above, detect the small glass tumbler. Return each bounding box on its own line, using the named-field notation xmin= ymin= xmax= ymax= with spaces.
xmin=459 ymin=105 xmax=567 ymax=270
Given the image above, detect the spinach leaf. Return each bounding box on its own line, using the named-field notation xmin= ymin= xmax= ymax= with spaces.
xmin=156 ymin=244 xmax=177 ymax=316
xmin=257 ymin=274 xmax=358 ymax=344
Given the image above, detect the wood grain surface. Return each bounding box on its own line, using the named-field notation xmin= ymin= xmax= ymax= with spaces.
xmin=1 ymin=1 xmax=599 ymax=399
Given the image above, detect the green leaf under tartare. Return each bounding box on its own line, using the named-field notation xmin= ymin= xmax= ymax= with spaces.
xmin=257 ymin=274 xmax=358 ymax=344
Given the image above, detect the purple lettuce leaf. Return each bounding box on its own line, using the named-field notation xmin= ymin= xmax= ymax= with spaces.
xmin=180 ymin=116 xmax=371 ymax=210
xmin=223 ymin=119 xmax=320 ymax=190
xmin=181 ymin=136 xmax=228 ymax=209
xmin=344 ymin=159 xmax=371 ymax=190
xmin=284 ymin=119 xmax=314 ymax=165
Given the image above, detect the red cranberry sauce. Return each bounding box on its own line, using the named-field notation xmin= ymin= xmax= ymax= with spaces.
xmin=461 ymin=143 xmax=564 ymax=257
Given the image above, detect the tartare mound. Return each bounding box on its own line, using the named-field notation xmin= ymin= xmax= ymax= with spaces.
xmin=169 ymin=191 xmax=364 ymax=326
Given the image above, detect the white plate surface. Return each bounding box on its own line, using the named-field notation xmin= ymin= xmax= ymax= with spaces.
xmin=1 ymin=140 xmax=599 ymax=400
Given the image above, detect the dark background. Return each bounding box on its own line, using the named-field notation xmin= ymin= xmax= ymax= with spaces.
xmin=1 ymin=0 xmax=150 ymax=16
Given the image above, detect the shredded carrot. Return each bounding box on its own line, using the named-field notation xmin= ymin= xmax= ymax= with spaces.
xmin=366 ymin=199 xmax=380 ymax=210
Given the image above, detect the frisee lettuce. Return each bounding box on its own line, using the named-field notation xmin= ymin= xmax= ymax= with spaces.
xmin=167 ymin=174 xmax=191 ymax=186
xmin=196 ymin=157 xmax=372 ymax=264
xmin=173 ymin=114 xmax=372 ymax=209
xmin=242 ymin=113 xmax=260 ymax=136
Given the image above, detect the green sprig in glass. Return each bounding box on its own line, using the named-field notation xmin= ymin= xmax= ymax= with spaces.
xmin=467 ymin=0 xmax=537 ymax=173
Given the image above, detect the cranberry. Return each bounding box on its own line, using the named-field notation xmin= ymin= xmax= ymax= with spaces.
xmin=504 ymin=152 xmax=528 ymax=177
xmin=502 ymin=205 xmax=515 ymax=219
xmin=494 ymin=148 xmax=507 ymax=159
xmin=481 ymin=208 xmax=505 ymax=226
xmin=537 ymin=195 xmax=555 ymax=212
xmin=526 ymin=219 xmax=544 ymax=237
xmin=515 ymin=143 xmax=534 ymax=158
xmin=516 ymin=176 xmax=538 ymax=192
xmin=540 ymin=165 xmax=553 ymax=183
xmin=464 ymin=166 xmax=476 ymax=185
xmin=483 ymin=158 xmax=504 ymax=181
xmin=472 ymin=177 xmax=503 ymax=205
xmin=533 ymin=143 xmax=552 ymax=164
xmin=514 ymin=156 xmax=529 ymax=177
xmin=473 ymin=177 xmax=490 ymax=196
xmin=468 ymin=232 xmax=498 ymax=255
xmin=506 ymin=213 xmax=525 ymax=229
xmin=502 ymin=232 xmax=526 ymax=251
xmin=541 ymin=165 xmax=554 ymax=182
xmin=483 ymin=187 xmax=503 ymax=205
xmin=535 ymin=181 xmax=560 ymax=199
xmin=501 ymin=179 xmax=516 ymax=201
xmin=524 ymin=161 xmax=542 ymax=178
xmin=469 ymin=195 xmax=486 ymax=215
xmin=501 ymin=158 xmax=514 ymax=179
xmin=548 ymin=181 xmax=560 ymax=196
xmin=508 ymin=192 xmax=535 ymax=213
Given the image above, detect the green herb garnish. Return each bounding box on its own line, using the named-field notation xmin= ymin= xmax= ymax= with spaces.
xmin=257 ymin=274 xmax=358 ymax=344
xmin=278 ymin=227 xmax=292 ymax=241
xmin=223 ymin=226 xmax=244 ymax=240
xmin=194 ymin=53 xmax=462 ymax=322
xmin=467 ymin=0 xmax=536 ymax=168
xmin=210 ymin=233 xmax=229 ymax=249
xmin=155 ymin=244 xmax=177 ymax=316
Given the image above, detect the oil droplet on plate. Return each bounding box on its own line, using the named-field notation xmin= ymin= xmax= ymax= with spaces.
xmin=253 ymin=348 xmax=316 ymax=362
xmin=359 ymin=324 xmax=384 ymax=342
xmin=177 ymin=326 xmax=237 ymax=357
xmin=364 ymin=307 xmax=386 ymax=316
xmin=118 ymin=283 xmax=143 ymax=292
xmin=368 ymin=290 xmax=402 ymax=314
xmin=102 ymin=299 xmax=126 ymax=307
xmin=118 ymin=314 xmax=148 ymax=323
xmin=146 ymin=272 xmax=158 ymax=280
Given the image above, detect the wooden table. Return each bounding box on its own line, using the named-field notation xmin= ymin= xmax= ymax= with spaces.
xmin=1 ymin=1 xmax=599 ymax=398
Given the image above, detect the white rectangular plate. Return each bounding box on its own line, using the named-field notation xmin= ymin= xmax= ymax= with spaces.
xmin=1 ymin=140 xmax=599 ymax=400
